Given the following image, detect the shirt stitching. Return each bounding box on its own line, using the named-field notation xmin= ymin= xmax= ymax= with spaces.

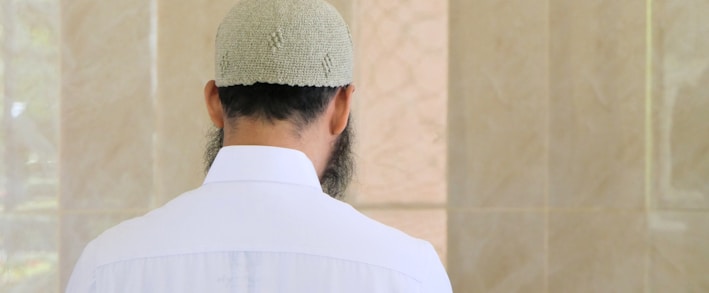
xmin=94 ymin=249 xmax=424 ymax=284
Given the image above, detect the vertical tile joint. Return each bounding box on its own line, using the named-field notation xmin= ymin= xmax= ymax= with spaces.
xmin=643 ymin=0 xmax=654 ymax=292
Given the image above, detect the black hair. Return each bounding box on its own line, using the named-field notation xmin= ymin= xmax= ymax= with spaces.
xmin=217 ymin=83 xmax=342 ymax=127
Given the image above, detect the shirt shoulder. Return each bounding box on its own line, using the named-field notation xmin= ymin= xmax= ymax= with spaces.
xmin=78 ymin=183 xmax=451 ymax=289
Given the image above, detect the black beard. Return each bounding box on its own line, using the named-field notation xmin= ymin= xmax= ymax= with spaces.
xmin=203 ymin=122 xmax=355 ymax=199
xmin=203 ymin=127 xmax=224 ymax=174
xmin=319 ymin=121 xmax=354 ymax=199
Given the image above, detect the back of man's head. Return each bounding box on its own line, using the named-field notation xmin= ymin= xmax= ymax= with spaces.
xmin=203 ymin=0 xmax=355 ymax=199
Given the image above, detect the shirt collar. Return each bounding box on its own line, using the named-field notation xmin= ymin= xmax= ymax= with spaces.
xmin=203 ymin=145 xmax=322 ymax=191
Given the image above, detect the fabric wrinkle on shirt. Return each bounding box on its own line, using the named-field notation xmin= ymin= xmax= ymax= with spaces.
xmin=66 ymin=145 xmax=452 ymax=293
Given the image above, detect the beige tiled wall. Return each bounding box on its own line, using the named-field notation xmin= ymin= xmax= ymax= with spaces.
xmin=153 ymin=0 xmax=234 ymax=206
xmin=652 ymin=0 xmax=709 ymax=211
xmin=549 ymin=0 xmax=646 ymax=209
xmin=548 ymin=212 xmax=647 ymax=292
xmin=347 ymin=0 xmax=449 ymax=264
xmin=349 ymin=0 xmax=448 ymax=207
xmin=449 ymin=0 xmax=708 ymax=292
xmin=449 ymin=0 xmax=548 ymax=209
xmin=60 ymin=0 xmax=154 ymax=211
xmin=58 ymin=0 xmax=155 ymax=289
xmin=449 ymin=211 xmax=546 ymax=291
xmin=649 ymin=0 xmax=709 ymax=291
xmin=2 ymin=0 xmax=708 ymax=292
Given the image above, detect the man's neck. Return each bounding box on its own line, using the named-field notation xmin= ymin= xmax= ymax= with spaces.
xmin=223 ymin=118 xmax=329 ymax=177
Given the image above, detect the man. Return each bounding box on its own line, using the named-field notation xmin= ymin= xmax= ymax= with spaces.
xmin=66 ymin=0 xmax=452 ymax=292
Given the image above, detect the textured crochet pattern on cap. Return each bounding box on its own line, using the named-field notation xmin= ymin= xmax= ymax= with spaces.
xmin=215 ymin=0 xmax=353 ymax=87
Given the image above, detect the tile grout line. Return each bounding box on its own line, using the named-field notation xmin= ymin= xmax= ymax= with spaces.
xmin=643 ymin=0 xmax=654 ymax=292
xmin=149 ymin=0 xmax=159 ymax=211
xmin=544 ymin=0 xmax=551 ymax=290
xmin=56 ymin=0 xmax=64 ymax=288
xmin=542 ymin=0 xmax=551 ymax=293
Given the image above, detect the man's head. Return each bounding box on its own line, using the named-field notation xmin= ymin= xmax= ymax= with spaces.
xmin=203 ymin=0 xmax=355 ymax=199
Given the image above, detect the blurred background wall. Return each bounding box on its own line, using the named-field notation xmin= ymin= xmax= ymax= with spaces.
xmin=0 ymin=0 xmax=707 ymax=292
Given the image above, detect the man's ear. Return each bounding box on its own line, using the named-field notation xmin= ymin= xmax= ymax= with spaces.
xmin=204 ymin=80 xmax=225 ymax=129
xmin=330 ymin=84 xmax=355 ymax=135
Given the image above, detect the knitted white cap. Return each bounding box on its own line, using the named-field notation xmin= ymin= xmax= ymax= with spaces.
xmin=215 ymin=0 xmax=353 ymax=87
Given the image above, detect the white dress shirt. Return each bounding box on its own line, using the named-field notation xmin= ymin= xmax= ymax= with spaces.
xmin=66 ymin=146 xmax=452 ymax=293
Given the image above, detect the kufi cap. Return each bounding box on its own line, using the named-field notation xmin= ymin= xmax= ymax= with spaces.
xmin=215 ymin=0 xmax=353 ymax=87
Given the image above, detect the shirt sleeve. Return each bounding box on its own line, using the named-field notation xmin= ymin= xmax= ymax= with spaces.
xmin=420 ymin=241 xmax=453 ymax=293
xmin=65 ymin=240 xmax=98 ymax=293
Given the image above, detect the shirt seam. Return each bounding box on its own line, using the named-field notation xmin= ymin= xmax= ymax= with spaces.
xmin=94 ymin=249 xmax=424 ymax=284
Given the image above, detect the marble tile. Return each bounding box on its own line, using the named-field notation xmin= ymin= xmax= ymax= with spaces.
xmin=448 ymin=211 xmax=545 ymax=293
xmin=350 ymin=0 xmax=447 ymax=205
xmin=549 ymin=0 xmax=646 ymax=208
xmin=549 ymin=212 xmax=646 ymax=292
xmin=1 ymin=0 xmax=61 ymax=213
xmin=59 ymin=212 xmax=144 ymax=290
xmin=449 ymin=0 xmax=548 ymax=208
xmin=361 ymin=209 xmax=447 ymax=266
xmin=649 ymin=212 xmax=709 ymax=292
xmin=652 ymin=0 xmax=709 ymax=210
xmin=59 ymin=0 xmax=154 ymax=209
xmin=0 ymin=214 xmax=58 ymax=293
xmin=153 ymin=0 xmax=235 ymax=205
